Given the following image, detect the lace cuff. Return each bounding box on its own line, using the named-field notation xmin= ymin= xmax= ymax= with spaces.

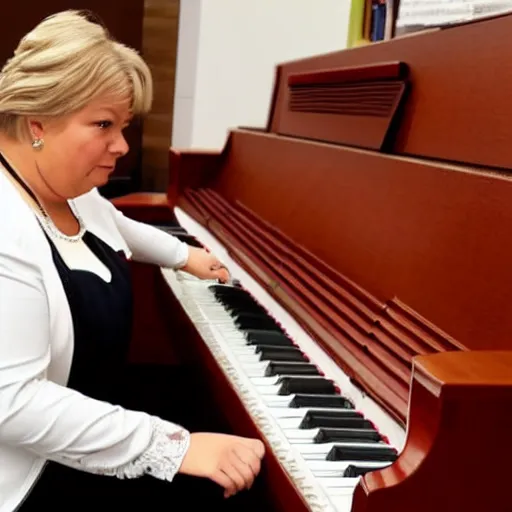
xmin=56 ymin=417 xmax=190 ymax=482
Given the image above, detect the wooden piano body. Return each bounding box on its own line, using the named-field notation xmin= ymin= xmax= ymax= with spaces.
xmin=114 ymin=13 xmax=512 ymax=512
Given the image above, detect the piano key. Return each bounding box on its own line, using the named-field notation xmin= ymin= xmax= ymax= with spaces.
xmin=318 ymin=477 xmax=360 ymax=489
xmin=331 ymin=496 xmax=354 ymax=510
xmin=244 ymin=329 xmax=295 ymax=346
xmin=289 ymin=393 xmax=353 ymax=409
xmin=277 ymin=376 xmax=337 ymax=395
xmin=307 ymin=460 xmax=388 ymax=475
xmin=242 ymin=361 xmax=321 ymax=378
xmin=226 ymin=304 xmax=268 ymax=316
xmin=300 ymin=410 xmax=373 ymax=429
xmin=282 ymin=427 xmax=382 ymax=448
xmin=270 ymin=407 xmax=358 ymax=420
xmin=234 ymin=312 xmax=282 ymax=331
xmin=314 ymin=427 xmax=382 ymax=444
xmin=297 ymin=441 xmax=388 ymax=461
xmin=343 ymin=464 xmax=392 ymax=477
xmin=265 ymin=361 xmax=321 ymax=377
xmin=326 ymin=445 xmax=398 ymax=462
xmin=256 ymin=345 xmax=308 ymax=362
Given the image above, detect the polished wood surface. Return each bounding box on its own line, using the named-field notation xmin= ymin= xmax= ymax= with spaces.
xmin=275 ymin=61 xmax=408 ymax=150
xmin=112 ymin=192 xmax=176 ymax=224
xmin=269 ymin=13 xmax=512 ymax=170
xmin=352 ymin=351 xmax=512 ymax=512
xmin=170 ymin=127 xmax=512 ymax=422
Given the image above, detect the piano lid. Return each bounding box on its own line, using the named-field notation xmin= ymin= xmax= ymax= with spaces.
xmin=267 ymin=12 xmax=512 ymax=171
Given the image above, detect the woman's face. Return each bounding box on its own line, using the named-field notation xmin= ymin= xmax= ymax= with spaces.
xmin=32 ymin=94 xmax=132 ymax=199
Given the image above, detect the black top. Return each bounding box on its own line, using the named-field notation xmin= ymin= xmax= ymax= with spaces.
xmin=48 ymin=231 xmax=133 ymax=403
xmin=0 ymin=151 xmax=133 ymax=402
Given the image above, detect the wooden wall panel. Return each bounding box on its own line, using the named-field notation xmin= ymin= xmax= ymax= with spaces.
xmin=141 ymin=0 xmax=180 ymax=191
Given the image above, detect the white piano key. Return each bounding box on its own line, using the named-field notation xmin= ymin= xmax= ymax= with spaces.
xmin=262 ymin=395 xmax=293 ymax=406
xmin=331 ymin=495 xmax=354 ymax=510
xmin=308 ymin=460 xmax=390 ymax=474
xmin=275 ymin=417 xmax=304 ymax=429
xmin=250 ymin=376 xmax=280 ymax=386
xmin=282 ymin=428 xmax=320 ymax=440
xmin=232 ymin=352 xmax=259 ymax=362
xmin=269 ymin=406 xmax=354 ymax=418
xmin=271 ymin=408 xmax=311 ymax=419
xmin=318 ymin=477 xmax=360 ymax=489
xmin=308 ymin=460 xmax=389 ymax=472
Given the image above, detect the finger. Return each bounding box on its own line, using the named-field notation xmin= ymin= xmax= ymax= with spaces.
xmin=240 ymin=438 xmax=265 ymax=459
xmin=222 ymin=459 xmax=247 ymax=493
xmin=229 ymin=449 xmax=256 ymax=490
xmin=215 ymin=267 xmax=230 ymax=283
xmin=211 ymin=469 xmax=237 ymax=498
xmin=233 ymin=445 xmax=262 ymax=485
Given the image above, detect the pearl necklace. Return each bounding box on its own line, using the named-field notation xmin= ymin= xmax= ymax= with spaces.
xmin=35 ymin=199 xmax=86 ymax=243
xmin=0 ymin=152 xmax=86 ymax=243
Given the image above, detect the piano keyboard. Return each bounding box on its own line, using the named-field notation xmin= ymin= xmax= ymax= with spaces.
xmin=160 ymin=208 xmax=406 ymax=512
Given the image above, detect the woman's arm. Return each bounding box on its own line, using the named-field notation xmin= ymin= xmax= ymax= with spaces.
xmin=0 ymin=246 xmax=189 ymax=480
xmin=93 ymin=191 xmax=190 ymax=269
xmin=95 ymin=191 xmax=229 ymax=281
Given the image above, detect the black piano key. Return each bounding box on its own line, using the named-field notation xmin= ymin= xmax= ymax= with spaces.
xmin=289 ymin=394 xmax=353 ymax=409
xmin=245 ymin=330 xmax=294 ymax=347
xmin=326 ymin=445 xmax=398 ymax=463
xmin=264 ymin=362 xmax=320 ymax=377
xmin=227 ymin=304 xmax=267 ymax=316
xmin=314 ymin=427 xmax=382 ymax=444
xmin=277 ymin=377 xmax=336 ymax=395
xmin=300 ymin=410 xmax=373 ymax=429
xmin=235 ymin=312 xmax=282 ymax=331
xmin=256 ymin=345 xmax=307 ymax=362
xmin=175 ymin=235 xmax=203 ymax=247
xmin=342 ymin=464 xmax=390 ymax=478
xmin=216 ymin=295 xmax=260 ymax=310
xmin=209 ymin=285 xmax=253 ymax=300
xmin=153 ymin=224 xmax=187 ymax=232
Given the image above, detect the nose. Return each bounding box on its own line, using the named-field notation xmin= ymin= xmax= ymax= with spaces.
xmin=109 ymin=131 xmax=129 ymax=157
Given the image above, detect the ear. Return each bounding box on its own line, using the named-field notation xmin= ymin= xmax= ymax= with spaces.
xmin=27 ymin=119 xmax=44 ymax=140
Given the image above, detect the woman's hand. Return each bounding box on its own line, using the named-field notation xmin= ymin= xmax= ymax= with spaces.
xmin=181 ymin=246 xmax=230 ymax=283
xmin=178 ymin=432 xmax=265 ymax=498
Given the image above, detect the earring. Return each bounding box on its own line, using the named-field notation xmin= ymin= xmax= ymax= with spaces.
xmin=32 ymin=138 xmax=44 ymax=151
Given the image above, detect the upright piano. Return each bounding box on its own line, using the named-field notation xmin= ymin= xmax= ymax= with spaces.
xmin=113 ymin=13 xmax=512 ymax=512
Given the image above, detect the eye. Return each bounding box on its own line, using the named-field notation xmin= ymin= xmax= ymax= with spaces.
xmin=96 ymin=120 xmax=113 ymax=129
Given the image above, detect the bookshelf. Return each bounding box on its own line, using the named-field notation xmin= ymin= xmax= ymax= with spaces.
xmin=346 ymin=0 xmax=512 ymax=48
xmin=346 ymin=0 xmax=399 ymax=47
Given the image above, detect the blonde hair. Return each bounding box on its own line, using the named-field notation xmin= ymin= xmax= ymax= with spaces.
xmin=0 ymin=10 xmax=153 ymax=141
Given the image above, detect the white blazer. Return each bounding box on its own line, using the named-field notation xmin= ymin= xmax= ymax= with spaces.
xmin=0 ymin=170 xmax=190 ymax=511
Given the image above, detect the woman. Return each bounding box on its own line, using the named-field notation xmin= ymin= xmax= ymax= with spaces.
xmin=0 ymin=10 xmax=264 ymax=511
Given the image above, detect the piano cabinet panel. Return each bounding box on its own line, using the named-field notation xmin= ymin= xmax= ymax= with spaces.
xmin=111 ymin=192 xmax=177 ymax=225
xmin=269 ymin=13 xmax=512 ymax=171
xmin=127 ymin=261 xmax=184 ymax=365
xmin=168 ymin=149 xmax=224 ymax=209
xmin=352 ymin=351 xmax=512 ymax=512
